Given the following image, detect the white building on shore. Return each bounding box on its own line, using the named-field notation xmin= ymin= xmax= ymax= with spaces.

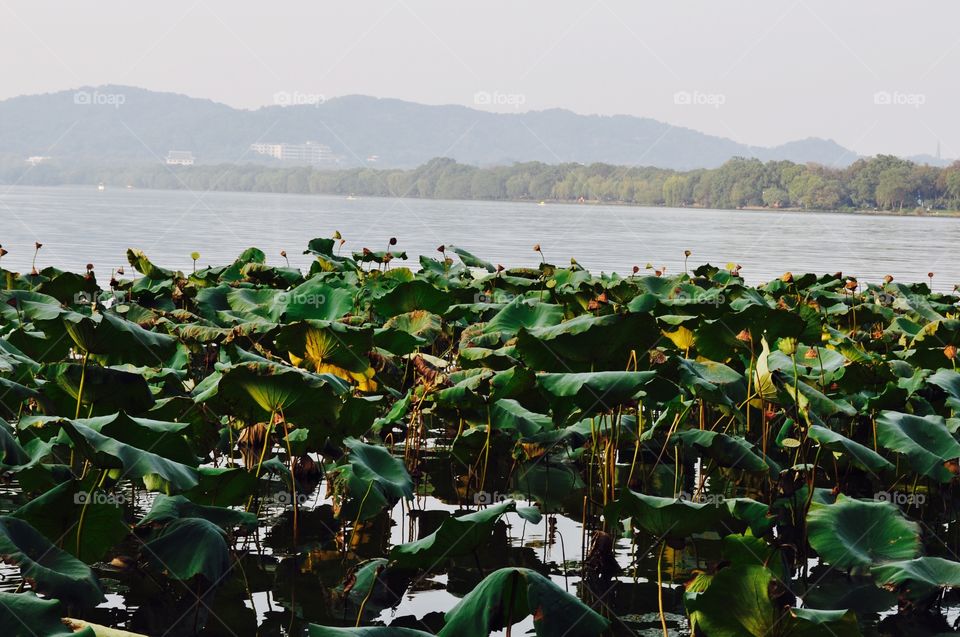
xmin=249 ymin=141 xmax=337 ymax=165
xmin=165 ymin=151 xmax=195 ymax=166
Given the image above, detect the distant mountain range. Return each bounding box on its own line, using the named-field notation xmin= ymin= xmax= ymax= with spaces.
xmin=0 ymin=84 xmax=939 ymax=170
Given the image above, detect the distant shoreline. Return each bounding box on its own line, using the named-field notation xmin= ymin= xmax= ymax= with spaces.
xmin=9 ymin=181 xmax=960 ymax=220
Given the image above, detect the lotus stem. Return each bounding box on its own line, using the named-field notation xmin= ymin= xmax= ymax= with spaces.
xmin=657 ymin=541 xmax=669 ymax=637
xmin=281 ymin=419 xmax=299 ymax=544
xmin=245 ymin=411 xmax=276 ymax=512
xmin=253 ymin=415 xmax=276 ymax=479
xmin=626 ymin=401 xmax=644 ymax=488
xmin=479 ymin=406 xmax=493 ymax=495
xmin=75 ymin=351 xmax=89 ymax=419
xmin=354 ymin=563 xmax=382 ymax=627
xmin=349 ymin=479 xmax=375 ymax=547
xmin=76 ymin=469 xmax=108 ymax=557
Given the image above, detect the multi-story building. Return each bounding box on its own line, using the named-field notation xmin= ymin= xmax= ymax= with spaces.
xmin=165 ymin=151 xmax=195 ymax=166
xmin=249 ymin=141 xmax=337 ymax=165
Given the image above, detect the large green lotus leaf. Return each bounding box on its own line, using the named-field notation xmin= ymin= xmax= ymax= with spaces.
xmin=447 ymin=245 xmax=495 ymax=272
xmin=60 ymin=421 xmax=199 ymax=493
xmin=609 ymin=491 xmax=771 ymax=539
xmin=72 ymin=412 xmax=197 ymax=466
xmin=214 ymin=247 xmax=267 ymax=283
xmin=0 ymin=376 xmax=41 ymax=421
xmin=800 ymin=568 xmax=897 ymax=615
xmin=672 ymin=429 xmax=769 ymax=472
xmin=0 ymin=592 xmax=95 ymax=637
xmin=807 ymin=425 xmax=893 ymax=474
xmin=0 ymin=290 xmax=69 ymax=325
xmin=307 ymin=628 xmax=432 ymax=637
xmin=0 ymin=420 xmax=30 ymax=468
xmin=139 ymin=494 xmax=256 ymax=532
xmin=784 ymin=378 xmax=857 ymax=421
xmin=481 ymin=298 xmax=563 ymax=338
xmin=491 ymin=399 xmax=552 ymax=436
xmin=200 ymin=361 xmax=348 ymax=424
xmin=457 ymin=344 xmax=519 ymax=371
xmin=0 ymin=516 xmax=104 ymax=606
xmin=45 ymin=362 xmax=154 ymax=416
xmin=389 ymin=500 xmax=540 ymax=569
xmin=870 ymin=556 xmax=960 ymax=601
xmin=436 ymin=367 xmax=536 ymax=410
xmin=184 ymin=467 xmax=259 ymax=507
xmin=332 ymin=437 xmax=413 ymax=520
xmin=806 ymin=495 xmax=920 ymax=570
xmin=767 ymin=344 xmax=847 ymax=379
xmin=536 ymin=371 xmax=655 ymax=413
xmin=438 ymin=567 xmax=608 ymax=637
xmin=127 ymin=248 xmax=177 ymax=279
xmin=373 ymin=326 xmax=426 ymax=356
xmin=4 ymin=326 xmax=74 ymax=366
xmin=371 ymin=390 xmax=413 ymax=434
xmin=11 ymin=478 xmax=127 ymax=563
xmin=275 ymin=320 xmax=375 ymax=376
xmin=374 ymin=280 xmax=451 ymax=318
xmin=222 ymin=287 xmax=288 ymax=323
xmin=732 ymin=304 xmax=817 ymax=343
xmin=238 ymin=262 xmax=303 ymax=287
xmin=144 ymin=517 xmax=230 ymax=582
xmin=303 ymin=237 xmax=359 ymax=272
xmin=678 ymin=358 xmax=747 ymax=408
xmin=686 ymin=564 xmax=861 ymax=637
xmin=513 ymin=460 xmax=585 ymax=512
xmin=282 ymin=278 xmax=356 ymax=321
xmin=0 ymin=338 xmax=40 ymax=382
xmin=516 ymin=312 xmax=659 ymax=372
xmin=876 ymin=411 xmax=960 ymax=482
xmin=927 ymin=368 xmax=960 ymax=411
xmin=56 ymin=311 xmax=178 ymax=366
xmin=693 ymin=318 xmax=746 ymax=362
xmin=383 ymin=310 xmax=442 ymax=346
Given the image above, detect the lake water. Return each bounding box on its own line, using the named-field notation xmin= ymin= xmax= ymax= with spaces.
xmin=1 ymin=185 xmax=958 ymax=290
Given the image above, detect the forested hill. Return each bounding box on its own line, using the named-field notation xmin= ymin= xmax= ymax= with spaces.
xmin=0 ymin=86 xmax=857 ymax=170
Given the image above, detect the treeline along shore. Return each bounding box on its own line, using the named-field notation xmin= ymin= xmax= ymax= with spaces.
xmin=4 ymin=154 xmax=960 ymax=214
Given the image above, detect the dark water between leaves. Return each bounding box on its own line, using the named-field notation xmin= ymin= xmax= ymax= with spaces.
xmin=1 ymin=185 xmax=960 ymax=289
xmin=3 ymin=439 xmax=959 ymax=636
xmin=0 ymin=445 xmax=689 ymax=636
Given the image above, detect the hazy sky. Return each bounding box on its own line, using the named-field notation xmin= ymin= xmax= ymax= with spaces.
xmin=2 ymin=1 xmax=958 ymax=157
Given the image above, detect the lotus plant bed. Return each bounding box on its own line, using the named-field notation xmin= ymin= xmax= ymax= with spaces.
xmin=1 ymin=238 xmax=960 ymax=636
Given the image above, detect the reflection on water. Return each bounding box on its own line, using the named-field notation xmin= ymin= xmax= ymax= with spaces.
xmin=1 ymin=185 xmax=959 ymax=289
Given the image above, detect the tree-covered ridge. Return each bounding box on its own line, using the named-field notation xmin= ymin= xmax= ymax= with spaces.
xmin=6 ymin=154 xmax=960 ymax=213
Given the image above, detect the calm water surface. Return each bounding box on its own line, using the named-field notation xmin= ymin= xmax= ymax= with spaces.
xmin=0 ymin=185 xmax=957 ymax=289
